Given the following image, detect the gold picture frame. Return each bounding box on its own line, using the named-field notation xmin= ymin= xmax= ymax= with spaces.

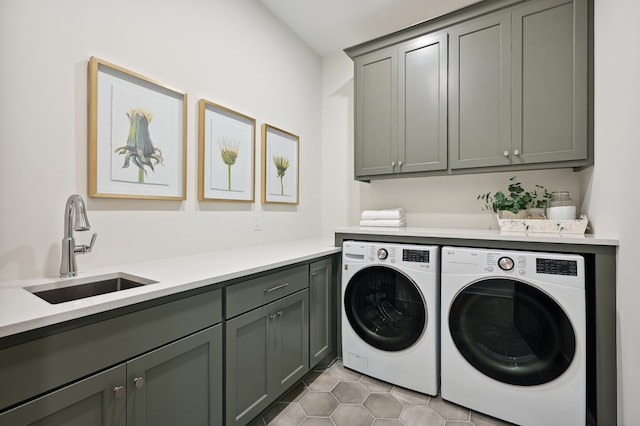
xmin=261 ymin=124 xmax=299 ymax=205
xmin=88 ymin=56 xmax=187 ymax=200
xmin=198 ymin=100 xmax=256 ymax=202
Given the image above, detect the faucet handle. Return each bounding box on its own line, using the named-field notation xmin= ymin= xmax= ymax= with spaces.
xmin=87 ymin=233 xmax=97 ymax=252
xmin=75 ymin=233 xmax=98 ymax=254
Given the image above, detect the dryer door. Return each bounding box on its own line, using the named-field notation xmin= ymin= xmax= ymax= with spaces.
xmin=344 ymin=265 xmax=426 ymax=351
xmin=449 ymin=278 xmax=575 ymax=386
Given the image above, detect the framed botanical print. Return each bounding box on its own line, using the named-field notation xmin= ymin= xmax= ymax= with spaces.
xmin=198 ymin=100 xmax=256 ymax=202
xmin=88 ymin=56 xmax=187 ymax=200
xmin=261 ymin=124 xmax=299 ymax=205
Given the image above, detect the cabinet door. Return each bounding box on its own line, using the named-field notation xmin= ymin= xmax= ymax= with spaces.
xmin=271 ymin=290 xmax=309 ymax=395
xmin=309 ymin=259 xmax=333 ymax=368
xmin=511 ymin=0 xmax=588 ymax=164
xmin=127 ymin=325 xmax=223 ymax=426
xmin=449 ymin=13 xmax=512 ymax=169
xmin=0 ymin=364 xmax=126 ymax=426
xmin=226 ymin=290 xmax=309 ymax=426
xmin=398 ymin=33 xmax=448 ymax=173
xmin=354 ymin=47 xmax=398 ymax=177
xmin=225 ymin=305 xmax=270 ymax=426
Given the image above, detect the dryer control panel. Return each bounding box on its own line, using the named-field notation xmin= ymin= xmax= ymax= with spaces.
xmin=535 ymin=258 xmax=578 ymax=276
xmin=441 ymin=246 xmax=584 ymax=288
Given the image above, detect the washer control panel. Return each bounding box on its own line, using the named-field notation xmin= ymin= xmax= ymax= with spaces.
xmin=403 ymin=249 xmax=430 ymax=263
xmin=342 ymin=241 xmax=438 ymax=272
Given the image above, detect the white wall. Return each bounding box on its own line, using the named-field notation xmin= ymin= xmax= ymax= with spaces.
xmin=0 ymin=0 xmax=323 ymax=281
xmin=320 ymin=0 xmax=637 ymax=421
xmin=585 ymin=0 xmax=640 ymax=423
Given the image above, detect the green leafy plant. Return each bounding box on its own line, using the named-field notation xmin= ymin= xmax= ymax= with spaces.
xmin=477 ymin=176 xmax=551 ymax=214
xmin=530 ymin=185 xmax=552 ymax=208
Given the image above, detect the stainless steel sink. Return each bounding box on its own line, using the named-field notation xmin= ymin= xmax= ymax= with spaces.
xmin=26 ymin=273 xmax=157 ymax=304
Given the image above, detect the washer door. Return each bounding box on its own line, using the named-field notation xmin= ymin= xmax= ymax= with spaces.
xmin=449 ymin=278 xmax=576 ymax=386
xmin=344 ymin=265 xmax=426 ymax=351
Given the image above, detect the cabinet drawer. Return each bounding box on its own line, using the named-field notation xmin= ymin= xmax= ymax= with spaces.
xmin=226 ymin=265 xmax=308 ymax=318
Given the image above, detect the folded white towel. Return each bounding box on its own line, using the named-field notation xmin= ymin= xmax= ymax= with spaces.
xmin=359 ymin=219 xmax=406 ymax=227
xmin=361 ymin=208 xmax=405 ymax=220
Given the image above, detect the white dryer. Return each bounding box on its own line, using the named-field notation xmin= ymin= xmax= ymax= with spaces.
xmin=342 ymin=241 xmax=439 ymax=395
xmin=440 ymin=246 xmax=586 ymax=426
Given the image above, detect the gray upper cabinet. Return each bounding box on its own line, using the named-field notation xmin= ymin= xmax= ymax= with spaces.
xmin=449 ymin=12 xmax=512 ymax=169
xmin=348 ymin=0 xmax=591 ymax=178
xmin=398 ymin=34 xmax=448 ymax=174
xmin=354 ymin=33 xmax=448 ymax=179
xmin=354 ymin=47 xmax=397 ymax=177
xmin=451 ymin=0 xmax=587 ymax=169
xmin=511 ymin=0 xmax=588 ymax=164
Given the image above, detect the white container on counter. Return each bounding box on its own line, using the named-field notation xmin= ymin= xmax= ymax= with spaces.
xmin=547 ymin=191 xmax=576 ymax=220
xmin=547 ymin=205 xmax=577 ymax=220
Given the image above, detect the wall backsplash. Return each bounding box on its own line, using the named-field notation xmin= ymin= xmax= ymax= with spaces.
xmin=356 ymin=169 xmax=582 ymax=229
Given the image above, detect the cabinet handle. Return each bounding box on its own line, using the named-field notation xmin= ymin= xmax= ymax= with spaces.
xmin=269 ymin=311 xmax=284 ymax=320
xmin=391 ymin=161 xmax=396 ymax=168
xmin=264 ymin=283 xmax=289 ymax=293
xmin=114 ymin=386 xmax=125 ymax=399
xmin=503 ymin=150 xmax=509 ymax=158
xmin=513 ymin=149 xmax=520 ymax=156
xmin=398 ymin=160 xmax=403 ymax=167
xmin=311 ymin=272 xmax=317 ymax=279
xmin=134 ymin=377 xmax=145 ymax=389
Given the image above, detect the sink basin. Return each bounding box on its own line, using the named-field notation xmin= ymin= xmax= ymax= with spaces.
xmin=27 ymin=273 xmax=157 ymax=304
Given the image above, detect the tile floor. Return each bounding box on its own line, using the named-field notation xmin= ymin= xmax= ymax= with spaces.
xmin=249 ymin=360 xmax=514 ymax=426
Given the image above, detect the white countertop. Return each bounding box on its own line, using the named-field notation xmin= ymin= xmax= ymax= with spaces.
xmin=335 ymin=226 xmax=619 ymax=246
xmin=0 ymin=238 xmax=341 ymax=340
xmin=1 ymin=228 xmax=618 ymax=340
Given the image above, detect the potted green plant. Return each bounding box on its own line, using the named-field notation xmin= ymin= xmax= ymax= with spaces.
xmin=527 ymin=185 xmax=552 ymax=219
xmin=477 ymin=177 xmax=551 ymax=219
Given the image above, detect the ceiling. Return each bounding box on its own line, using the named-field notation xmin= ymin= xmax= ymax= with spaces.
xmin=259 ymin=0 xmax=483 ymax=56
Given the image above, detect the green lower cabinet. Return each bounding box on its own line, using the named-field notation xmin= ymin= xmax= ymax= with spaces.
xmin=0 ymin=364 xmax=127 ymax=426
xmin=225 ymin=290 xmax=309 ymax=426
xmin=127 ymin=325 xmax=223 ymax=426
xmin=309 ymin=258 xmax=334 ymax=368
xmin=0 ymin=325 xmax=222 ymax=426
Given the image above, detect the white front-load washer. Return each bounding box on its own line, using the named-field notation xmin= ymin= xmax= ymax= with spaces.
xmin=342 ymin=241 xmax=439 ymax=395
xmin=441 ymin=246 xmax=586 ymax=426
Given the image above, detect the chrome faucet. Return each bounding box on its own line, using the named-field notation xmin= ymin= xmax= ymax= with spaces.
xmin=60 ymin=194 xmax=97 ymax=278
